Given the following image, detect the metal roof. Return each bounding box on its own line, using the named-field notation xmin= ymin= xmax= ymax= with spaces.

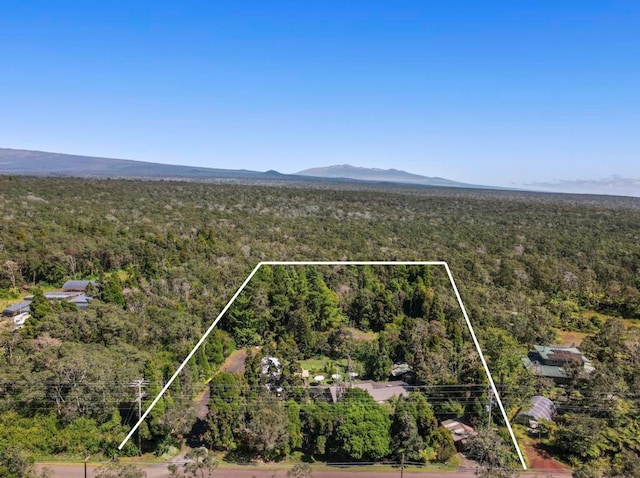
xmin=534 ymin=345 xmax=592 ymax=366
xmin=3 ymin=291 xmax=93 ymax=316
xmin=518 ymin=395 xmax=556 ymax=422
xmin=44 ymin=292 xmax=83 ymax=300
xmin=327 ymin=381 xmax=410 ymax=403
xmin=2 ymin=300 xmax=32 ymax=316
xmin=62 ymin=280 xmax=97 ymax=291
xmin=353 ymin=381 xmax=410 ymax=403
xmin=441 ymin=419 xmax=476 ymax=442
xmin=524 ymin=345 xmax=595 ymax=380
xmin=69 ymin=294 xmax=90 ymax=303
xmin=523 ymin=357 xmax=569 ymax=379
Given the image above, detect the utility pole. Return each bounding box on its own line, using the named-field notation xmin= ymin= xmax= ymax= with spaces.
xmin=129 ymin=378 xmax=148 ymax=455
xmin=487 ymin=387 xmax=494 ymax=427
xmin=400 ymin=451 xmax=405 ymax=478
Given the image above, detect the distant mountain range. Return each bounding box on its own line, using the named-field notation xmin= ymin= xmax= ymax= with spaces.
xmin=6 ymin=148 xmax=636 ymax=197
xmin=0 ymin=148 xmax=290 ymax=180
xmin=0 ymin=148 xmax=486 ymax=189
xmin=296 ymin=164 xmax=479 ymax=188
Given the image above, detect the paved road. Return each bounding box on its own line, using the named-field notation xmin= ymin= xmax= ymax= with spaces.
xmin=38 ymin=463 xmax=573 ymax=478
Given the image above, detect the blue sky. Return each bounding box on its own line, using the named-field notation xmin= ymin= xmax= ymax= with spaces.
xmin=1 ymin=1 xmax=639 ymax=190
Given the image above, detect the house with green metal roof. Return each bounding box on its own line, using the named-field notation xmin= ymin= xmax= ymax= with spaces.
xmin=522 ymin=345 xmax=595 ymax=384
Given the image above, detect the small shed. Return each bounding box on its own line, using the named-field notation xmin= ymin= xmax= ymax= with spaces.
xmin=441 ymin=419 xmax=476 ymax=449
xmin=2 ymin=300 xmax=32 ymax=317
xmin=516 ymin=395 xmax=556 ymax=425
xmin=390 ymin=363 xmax=417 ymax=384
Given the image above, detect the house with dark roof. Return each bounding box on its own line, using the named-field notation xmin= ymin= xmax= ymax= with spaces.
xmin=2 ymin=300 xmax=32 ymax=317
xmin=522 ymin=345 xmax=595 ymax=384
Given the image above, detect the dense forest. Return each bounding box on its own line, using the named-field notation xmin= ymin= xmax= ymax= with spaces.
xmin=0 ymin=176 xmax=639 ymax=476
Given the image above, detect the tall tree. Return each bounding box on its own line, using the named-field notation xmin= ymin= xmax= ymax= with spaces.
xmin=206 ymin=372 xmax=243 ymax=451
xmin=390 ymin=409 xmax=423 ymax=462
xmin=238 ymin=400 xmax=290 ymax=461
xmin=360 ymin=332 xmax=393 ymax=381
xmin=332 ymin=388 xmax=391 ymax=461
xmin=183 ymin=447 xmax=218 ymax=478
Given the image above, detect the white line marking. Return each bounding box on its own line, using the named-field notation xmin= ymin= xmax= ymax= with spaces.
xmin=443 ymin=263 xmax=527 ymax=470
xmin=118 ymin=260 xmax=528 ymax=470
xmin=117 ymin=262 xmax=263 ymax=450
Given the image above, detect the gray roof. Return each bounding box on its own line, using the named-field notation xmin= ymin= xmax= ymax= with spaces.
xmin=441 ymin=419 xmax=476 ymax=443
xmin=3 ymin=291 xmax=93 ymax=316
xmin=327 ymin=380 xmax=410 ymax=403
xmin=69 ymin=294 xmax=92 ymax=310
xmin=524 ymin=345 xmax=595 ymax=380
xmin=23 ymin=291 xmax=80 ymax=301
xmin=62 ymin=280 xmax=97 ymax=291
xmin=43 ymin=291 xmax=83 ymax=300
xmin=518 ymin=395 xmax=556 ymax=422
xmin=534 ymin=345 xmax=593 ymax=367
xmin=69 ymin=293 xmax=90 ymax=303
xmin=354 ymin=380 xmax=410 ymax=403
xmin=2 ymin=300 xmax=32 ymax=316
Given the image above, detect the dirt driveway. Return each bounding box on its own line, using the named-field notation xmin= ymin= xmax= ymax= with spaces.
xmin=220 ymin=348 xmax=249 ymax=374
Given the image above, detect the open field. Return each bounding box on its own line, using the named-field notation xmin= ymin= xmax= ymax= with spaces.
xmin=299 ymin=357 xmax=348 ymax=375
xmin=553 ymin=328 xmax=591 ymax=347
xmin=344 ymin=327 xmax=377 ymax=342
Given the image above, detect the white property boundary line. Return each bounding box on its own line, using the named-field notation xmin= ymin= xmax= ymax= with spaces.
xmin=118 ymin=261 xmax=527 ymax=470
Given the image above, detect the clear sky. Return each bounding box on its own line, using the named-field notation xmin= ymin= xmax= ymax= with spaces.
xmin=1 ymin=1 xmax=639 ymax=190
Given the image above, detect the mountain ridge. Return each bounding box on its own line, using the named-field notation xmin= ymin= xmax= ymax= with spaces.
xmin=0 ymin=148 xmax=276 ymax=180
xmin=0 ymin=147 xmax=491 ymax=190
xmin=296 ymin=164 xmax=474 ymax=187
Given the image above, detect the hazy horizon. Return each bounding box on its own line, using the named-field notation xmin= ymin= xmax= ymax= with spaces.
xmin=3 ymin=146 xmax=640 ymax=197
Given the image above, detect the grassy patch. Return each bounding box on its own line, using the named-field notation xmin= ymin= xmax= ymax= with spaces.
xmin=344 ymin=327 xmax=377 ymax=342
xmin=0 ymin=298 xmax=16 ymax=312
xmin=299 ymin=356 xmax=347 ymax=376
xmin=553 ymin=328 xmax=591 ymax=346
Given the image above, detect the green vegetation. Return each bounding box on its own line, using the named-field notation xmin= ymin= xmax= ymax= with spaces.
xmin=0 ymin=176 xmax=639 ymax=474
xmin=0 ymin=446 xmax=52 ymax=478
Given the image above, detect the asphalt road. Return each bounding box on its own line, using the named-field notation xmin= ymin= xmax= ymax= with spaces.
xmin=38 ymin=463 xmax=573 ymax=478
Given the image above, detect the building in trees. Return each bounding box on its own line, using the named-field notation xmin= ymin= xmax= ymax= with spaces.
xmin=327 ymin=380 xmax=410 ymax=404
xmin=390 ymin=362 xmax=416 ymax=383
xmin=522 ymin=345 xmax=594 ymax=384
xmin=2 ymin=290 xmax=94 ymax=317
xmin=62 ymin=279 xmax=98 ymax=291
xmin=515 ymin=395 xmax=556 ymax=426
xmin=440 ymin=418 xmax=476 ymax=450
xmin=2 ymin=299 xmax=31 ymax=317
